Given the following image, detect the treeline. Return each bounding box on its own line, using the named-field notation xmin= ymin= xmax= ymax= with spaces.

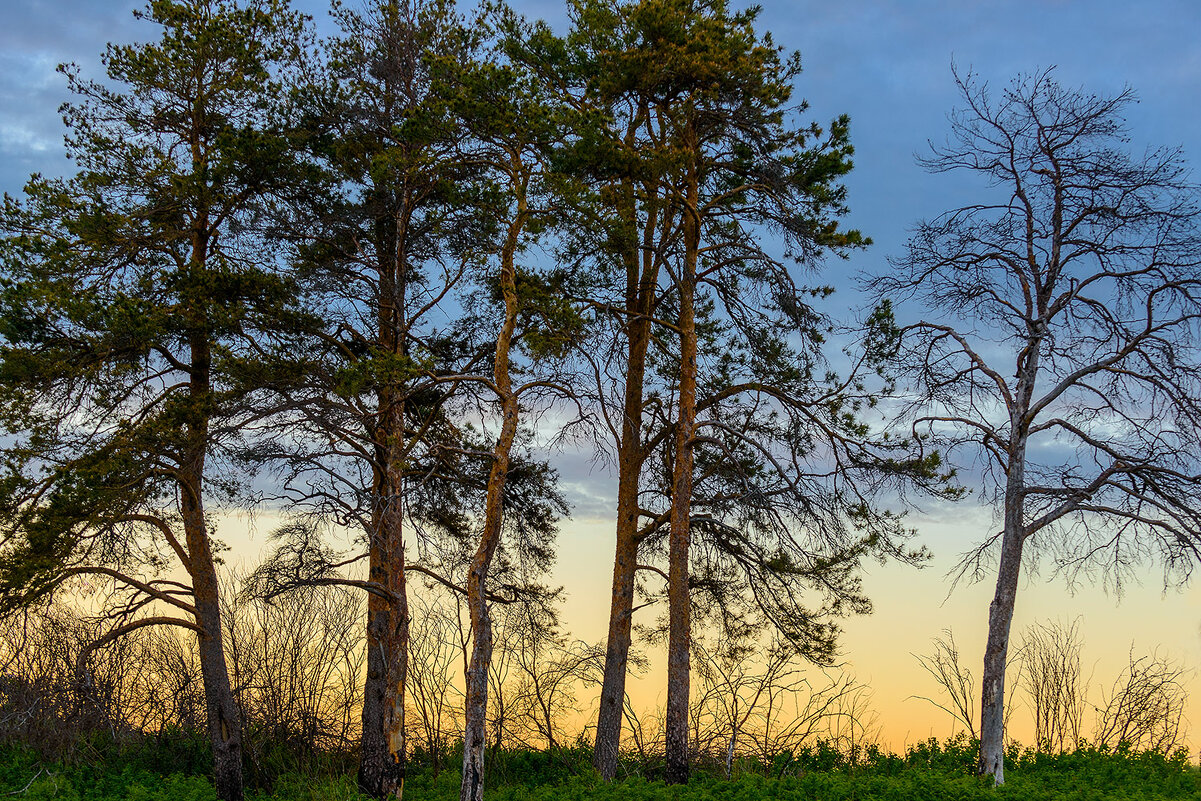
xmin=3 ymin=1 xmax=1201 ymax=800
xmin=3 ymin=588 xmax=1190 ymax=790
xmin=0 ymin=583 xmax=879 ymax=786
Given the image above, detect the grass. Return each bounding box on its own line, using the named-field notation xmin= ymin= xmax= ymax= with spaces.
xmin=1 ymin=738 xmax=1198 ymax=800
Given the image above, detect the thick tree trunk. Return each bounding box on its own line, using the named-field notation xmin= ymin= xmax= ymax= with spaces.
xmin=185 ymin=504 xmax=244 ymax=801
xmin=593 ymin=510 xmax=638 ymax=777
xmin=460 ymin=584 xmax=495 ymax=801
xmin=359 ymin=196 xmax=413 ymax=799
xmin=594 ymin=171 xmax=669 ymax=780
xmin=593 ymin=315 xmax=651 ymax=779
xmin=664 ymin=163 xmax=699 ymax=786
xmin=189 ymin=539 xmax=244 ymax=801
xmin=358 ymin=442 xmax=410 ymax=799
xmin=182 ymin=327 xmax=243 ymax=801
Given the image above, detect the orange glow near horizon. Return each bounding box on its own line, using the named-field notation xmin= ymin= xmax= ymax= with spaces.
xmin=221 ymin=507 xmax=1201 ymax=757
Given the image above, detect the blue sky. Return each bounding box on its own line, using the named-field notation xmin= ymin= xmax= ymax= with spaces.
xmin=5 ymin=0 xmax=1201 ymax=273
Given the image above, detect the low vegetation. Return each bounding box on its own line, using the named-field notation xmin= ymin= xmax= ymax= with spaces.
xmin=2 ymin=738 xmax=1199 ymax=800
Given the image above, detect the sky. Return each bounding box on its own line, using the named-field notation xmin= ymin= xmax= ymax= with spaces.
xmin=5 ymin=0 xmax=1201 ymax=752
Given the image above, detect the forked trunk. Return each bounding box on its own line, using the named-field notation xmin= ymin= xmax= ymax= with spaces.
xmin=595 ymin=171 xmax=670 ymax=781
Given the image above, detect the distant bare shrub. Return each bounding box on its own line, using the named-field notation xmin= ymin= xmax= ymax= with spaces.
xmin=1019 ymin=619 xmax=1086 ymax=752
xmin=1093 ymin=648 xmax=1188 ymax=752
xmin=690 ymin=636 xmax=876 ymax=777
xmin=225 ymin=576 xmax=365 ymax=772
xmin=911 ymin=629 xmax=977 ymax=739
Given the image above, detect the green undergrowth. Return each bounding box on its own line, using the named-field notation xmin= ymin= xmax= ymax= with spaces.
xmin=2 ymin=739 xmax=1198 ymax=800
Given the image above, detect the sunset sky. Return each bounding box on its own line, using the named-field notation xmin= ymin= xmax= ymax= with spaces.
xmin=5 ymin=0 xmax=1201 ymax=751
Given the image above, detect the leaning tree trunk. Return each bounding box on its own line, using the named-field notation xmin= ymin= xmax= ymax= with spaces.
xmin=460 ymin=371 xmax=517 ymax=801
xmin=978 ymin=439 xmax=1029 ymax=785
xmin=182 ymin=336 xmax=243 ymax=801
xmin=187 ymin=516 xmax=245 ymax=801
xmin=664 ymin=161 xmax=699 ymax=786
xmin=460 ymin=200 xmax=524 ymax=801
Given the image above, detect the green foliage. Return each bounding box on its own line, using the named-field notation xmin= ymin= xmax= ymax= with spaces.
xmin=0 ymin=0 xmax=314 ymax=608
xmin=3 ymin=739 xmax=1198 ymax=800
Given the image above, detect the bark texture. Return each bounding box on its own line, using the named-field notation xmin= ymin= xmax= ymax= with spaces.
xmin=358 ymin=433 xmax=410 ymax=799
xmin=593 ymin=184 xmax=661 ymax=779
xmin=977 ymin=518 xmax=1023 ymax=784
xmin=358 ymin=188 xmax=414 ymax=800
xmin=978 ymin=384 xmax=1035 ymax=784
xmin=183 ymin=331 xmax=244 ymax=801
xmin=664 ymin=158 xmax=699 ymax=786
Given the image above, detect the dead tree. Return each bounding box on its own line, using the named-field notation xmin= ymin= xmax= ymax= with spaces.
xmin=1018 ymin=619 xmax=1086 ymax=752
xmin=1093 ymin=647 xmax=1189 ymax=752
xmin=877 ymin=67 xmax=1201 ymax=784
xmin=911 ymin=629 xmax=978 ymax=739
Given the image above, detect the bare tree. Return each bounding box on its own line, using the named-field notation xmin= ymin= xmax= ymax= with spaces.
xmin=482 ymin=595 xmax=599 ymax=755
xmin=0 ymin=599 xmax=209 ymax=758
xmin=688 ymin=634 xmax=877 ymax=777
xmin=223 ymin=578 xmax=365 ymax=778
xmin=876 ymin=67 xmax=1201 ymax=784
xmin=405 ymin=588 xmax=462 ymax=775
xmin=1093 ymin=647 xmax=1189 ymax=752
xmin=911 ymin=629 xmax=978 ymax=739
xmin=1018 ymin=619 xmax=1086 ymax=752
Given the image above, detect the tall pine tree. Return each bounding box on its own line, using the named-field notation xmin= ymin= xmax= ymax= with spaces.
xmin=0 ymin=3 xmax=308 ymax=798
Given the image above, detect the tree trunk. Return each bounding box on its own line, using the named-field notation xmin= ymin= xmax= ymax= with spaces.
xmin=460 ymin=198 xmax=524 ymax=801
xmin=978 ymin=323 xmax=1040 ymax=785
xmin=594 ymin=172 xmax=666 ymax=780
xmin=182 ymin=325 xmax=243 ymax=801
xmin=460 ymin=388 xmax=516 ymax=801
xmin=185 ymin=507 xmax=244 ymax=801
xmin=978 ymin=442 xmax=1028 ymax=785
xmin=664 ymin=158 xmax=699 ymax=786
xmin=593 ymin=315 xmax=650 ymax=779
xmin=359 ymin=194 xmax=413 ymax=799
xmin=358 ymin=438 xmax=410 ymax=799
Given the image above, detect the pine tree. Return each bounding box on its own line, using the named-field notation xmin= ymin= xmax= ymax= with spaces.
xmin=0 ymin=3 xmax=308 ymax=799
